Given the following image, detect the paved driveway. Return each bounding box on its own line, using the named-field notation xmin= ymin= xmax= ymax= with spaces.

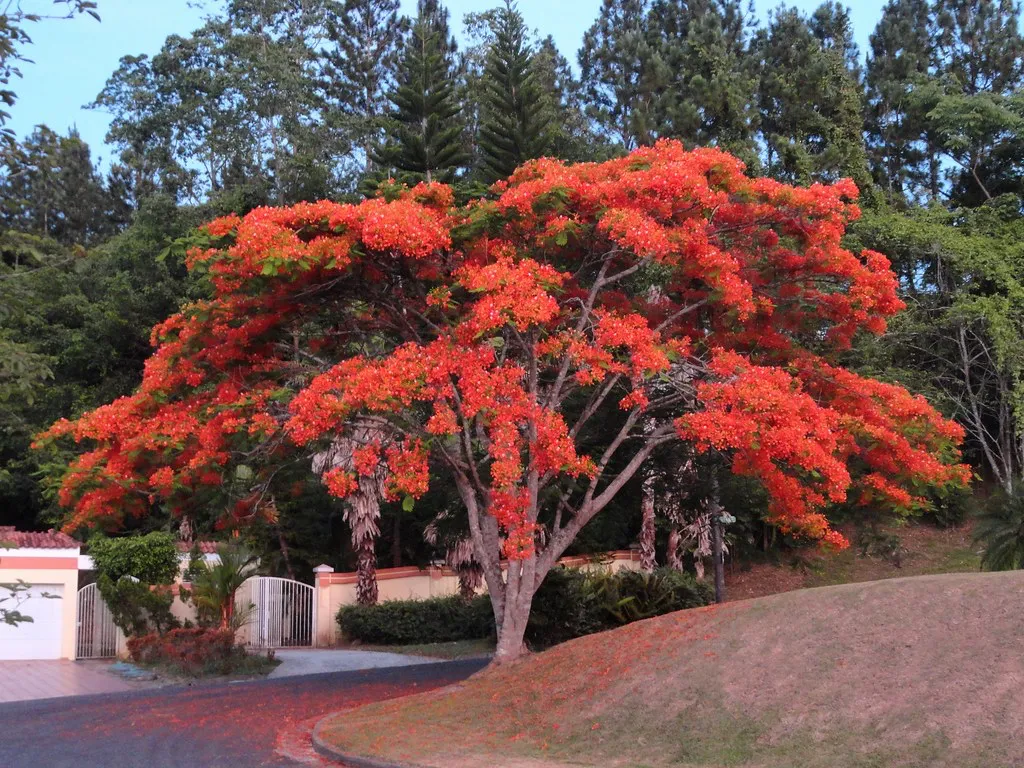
xmin=0 ymin=659 xmax=485 ymax=768
xmin=269 ymin=648 xmax=440 ymax=678
xmin=0 ymin=660 xmax=143 ymax=703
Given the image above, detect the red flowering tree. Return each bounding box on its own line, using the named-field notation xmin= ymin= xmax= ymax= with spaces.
xmin=39 ymin=141 xmax=969 ymax=662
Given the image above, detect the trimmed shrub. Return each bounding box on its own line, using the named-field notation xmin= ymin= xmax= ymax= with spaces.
xmin=97 ymin=574 xmax=180 ymax=637
xmin=90 ymin=532 xmax=182 ymax=637
xmin=337 ymin=595 xmax=493 ymax=645
xmin=126 ymin=627 xmax=265 ymax=677
xmin=88 ymin=532 xmax=180 ymax=584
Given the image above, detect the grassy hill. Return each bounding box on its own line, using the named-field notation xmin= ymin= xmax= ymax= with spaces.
xmin=318 ymin=570 xmax=1024 ymax=768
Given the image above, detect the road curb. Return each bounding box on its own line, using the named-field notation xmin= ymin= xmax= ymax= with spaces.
xmin=311 ymin=713 xmax=428 ymax=768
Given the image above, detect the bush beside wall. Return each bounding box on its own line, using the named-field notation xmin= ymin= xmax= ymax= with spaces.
xmin=337 ymin=595 xmax=494 ymax=645
xmin=337 ymin=566 xmax=715 ymax=648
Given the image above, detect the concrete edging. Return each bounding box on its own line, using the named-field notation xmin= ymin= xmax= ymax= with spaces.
xmin=311 ymin=713 xmax=429 ymax=768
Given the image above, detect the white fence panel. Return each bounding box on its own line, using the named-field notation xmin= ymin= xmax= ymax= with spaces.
xmin=235 ymin=576 xmax=315 ymax=649
xmin=75 ymin=583 xmax=120 ymax=659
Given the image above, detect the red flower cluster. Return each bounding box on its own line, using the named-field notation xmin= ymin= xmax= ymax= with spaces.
xmin=39 ymin=140 xmax=968 ymax=558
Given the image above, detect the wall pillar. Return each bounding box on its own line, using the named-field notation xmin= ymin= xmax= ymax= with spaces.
xmin=313 ymin=564 xmax=335 ymax=647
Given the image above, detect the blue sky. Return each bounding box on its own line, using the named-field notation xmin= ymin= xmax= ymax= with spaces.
xmin=8 ymin=0 xmax=888 ymax=165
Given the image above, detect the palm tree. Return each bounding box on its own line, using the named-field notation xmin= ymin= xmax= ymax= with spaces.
xmin=424 ymin=510 xmax=483 ymax=598
xmin=188 ymin=546 xmax=259 ymax=629
xmin=974 ymin=492 xmax=1024 ymax=570
xmin=312 ymin=425 xmax=388 ymax=605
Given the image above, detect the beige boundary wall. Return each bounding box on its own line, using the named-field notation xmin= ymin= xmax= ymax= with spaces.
xmin=314 ymin=549 xmax=643 ymax=647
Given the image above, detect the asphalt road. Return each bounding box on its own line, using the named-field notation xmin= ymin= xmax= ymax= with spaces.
xmin=0 ymin=659 xmax=486 ymax=768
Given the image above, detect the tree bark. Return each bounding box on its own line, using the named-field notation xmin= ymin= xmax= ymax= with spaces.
xmin=639 ymin=474 xmax=657 ymax=572
xmin=355 ymin=531 xmax=378 ymax=606
xmin=350 ymin=485 xmax=381 ymax=606
xmin=666 ymin=526 xmax=683 ymax=571
xmin=493 ymin=561 xmax=534 ymax=663
xmin=710 ymin=475 xmax=725 ymax=604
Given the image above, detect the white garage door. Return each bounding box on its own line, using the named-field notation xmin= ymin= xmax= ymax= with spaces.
xmin=0 ymin=584 xmax=64 ymax=660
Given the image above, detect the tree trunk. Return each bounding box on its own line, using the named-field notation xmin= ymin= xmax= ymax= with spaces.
xmin=349 ymin=487 xmax=381 ymax=606
xmin=392 ymin=513 xmax=402 ymax=568
xmin=712 ymin=515 xmax=725 ymax=603
xmin=492 ymin=572 xmax=533 ymax=663
xmin=277 ymin=526 xmax=296 ymax=581
xmin=666 ymin=526 xmax=683 ymax=571
xmin=355 ymin=531 xmax=378 ymax=606
xmin=710 ymin=475 xmax=725 ymax=604
xmin=457 ymin=569 xmax=478 ymax=599
xmin=639 ymin=474 xmax=657 ymax=572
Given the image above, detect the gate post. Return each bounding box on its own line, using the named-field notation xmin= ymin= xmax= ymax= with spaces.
xmin=313 ymin=564 xmax=335 ymax=648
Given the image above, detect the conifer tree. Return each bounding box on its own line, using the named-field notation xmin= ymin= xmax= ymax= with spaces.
xmin=578 ymin=0 xmax=663 ymax=150
xmin=754 ymin=5 xmax=871 ymax=187
xmin=324 ymin=0 xmax=409 ymax=175
xmin=476 ymin=2 xmax=550 ymax=183
xmin=934 ymin=0 xmax=1024 ymax=95
xmin=532 ymin=36 xmax=602 ymax=162
xmin=375 ymin=0 xmax=467 ymax=184
xmin=647 ymin=0 xmax=758 ymax=163
xmin=865 ymin=0 xmax=937 ymax=201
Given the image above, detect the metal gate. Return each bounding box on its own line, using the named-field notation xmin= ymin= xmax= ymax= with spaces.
xmin=235 ymin=576 xmax=315 ymax=648
xmin=76 ymin=583 xmax=119 ymax=659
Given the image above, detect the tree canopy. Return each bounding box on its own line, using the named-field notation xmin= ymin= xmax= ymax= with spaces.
xmin=40 ymin=142 xmax=968 ymax=659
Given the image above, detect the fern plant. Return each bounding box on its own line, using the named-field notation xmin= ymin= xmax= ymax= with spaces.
xmin=974 ymin=492 xmax=1024 ymax=571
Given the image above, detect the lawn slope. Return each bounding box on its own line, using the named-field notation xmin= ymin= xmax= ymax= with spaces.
xmin=317 ymin=571 xmax=1024 ymax=768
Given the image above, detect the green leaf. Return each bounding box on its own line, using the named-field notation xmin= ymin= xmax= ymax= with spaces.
xmin=402 ymin=495 xmax=415 ymax=512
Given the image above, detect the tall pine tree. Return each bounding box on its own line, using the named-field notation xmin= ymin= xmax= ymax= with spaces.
xmin=532 ymin=36 xmax=602 ymax=162
xmin=934 ymin=0 xmax=1024 ymax=95
xmin=375 ymin=0 xmax=467 ymax=184
xmin=754 ymin=4 xmax=871 ymax=187
xmin=324 ymin=0 xmax=409 ymax=175
xmin=647 ymin=0 xmax=758 ymax=163
xmin=476 ymin=2 xmax=551 ymax=183
xmin=865 ymin=0 xmax=937 ymax=202
xmin=578 ymin=0 xmax=662 ymax=150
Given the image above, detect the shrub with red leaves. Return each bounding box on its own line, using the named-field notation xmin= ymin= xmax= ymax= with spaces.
xmin=127 ymin=627 xmax=254 ymax=677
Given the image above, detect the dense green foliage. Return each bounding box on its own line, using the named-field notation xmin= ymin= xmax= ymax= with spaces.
xmin=89 ymin=531 xmax=181 ymax=636
xmin=974 ymin=491 xmax=1024 ymax=569
xmin=337 ymin=594 xmax=494 ymax=644
xmin=526 ymin=566 xmax=714 ymax=647
xmin=96 ymin=574 xmax=179 ymax=637
xmin=88 ymin=532 xmax=180 ymax=584
xmin=337 ymin=566 xmax=713 ymax=648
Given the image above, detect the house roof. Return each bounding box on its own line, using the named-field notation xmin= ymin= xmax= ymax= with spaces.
xmin=0 ymin=526 xmax=79 ymax=550
xmin=176 ymin=540 xmax=220 ymax=554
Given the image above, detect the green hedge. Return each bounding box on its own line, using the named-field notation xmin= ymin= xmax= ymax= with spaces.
xmin=337 ymin=566 xmax=714 ymax=648
xmin=337 ymin=595 xmax=494 ymax=645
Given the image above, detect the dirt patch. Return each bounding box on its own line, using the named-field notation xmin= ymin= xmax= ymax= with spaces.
xmin=318 ymin=570 xmax=1024 ymax=768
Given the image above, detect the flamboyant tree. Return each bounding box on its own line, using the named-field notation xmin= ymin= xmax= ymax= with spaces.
xmin=40 ymin=141 xmax=968 ymax=661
